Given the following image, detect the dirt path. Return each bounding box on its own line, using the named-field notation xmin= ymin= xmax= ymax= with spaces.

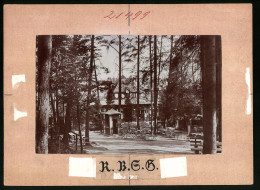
xmin=80 ymin=131 xmax=193 ymax=154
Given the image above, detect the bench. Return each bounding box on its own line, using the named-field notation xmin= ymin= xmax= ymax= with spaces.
xmin=68 ymin=131 xmax=85 ymax=150
xmin=216 ymin=142 xmax=222 ymax=153
xmin=190 ymin=136 xmax=203 ymax=154
xmin=191 ymin=147 xmax=203 ymax=154
xmin=190 ymin=137 xmax=222 ymax=154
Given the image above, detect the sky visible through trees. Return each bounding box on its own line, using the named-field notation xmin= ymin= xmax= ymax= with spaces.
xmin=97 ymin=35 xmax=179 ymax=81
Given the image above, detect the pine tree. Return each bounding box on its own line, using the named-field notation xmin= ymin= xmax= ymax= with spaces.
xmin=153 ymin=35 xmax=158 ymax=135
xmin=202 ymin=36 xmax=219 ymax=154
xmin=36 ymin=35 xmax=52 ymax=153
xmin=137 ymin=35 xmax=140 ymax=130
xmin=85 ymin=35 xmax=95 ymax=143
xmin=149 ymin=36 xmax=153 ymax=133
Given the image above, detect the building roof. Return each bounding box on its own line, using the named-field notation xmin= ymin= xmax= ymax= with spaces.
xmin=88 ymin=76 xmax=163 ymax=107
xmin=101 ymin=108 xmax=122 ymax=115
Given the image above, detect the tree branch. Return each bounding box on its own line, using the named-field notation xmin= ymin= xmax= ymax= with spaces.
xmin=108 ymin=44 xmax=119 ymax=53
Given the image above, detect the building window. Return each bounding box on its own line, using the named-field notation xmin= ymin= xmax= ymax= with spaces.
xmin=114 ymin=93 xmax=118 ymax=98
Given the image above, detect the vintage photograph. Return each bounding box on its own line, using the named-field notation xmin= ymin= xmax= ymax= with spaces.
xmin=36 ymin=35 xmax=222 ymax=154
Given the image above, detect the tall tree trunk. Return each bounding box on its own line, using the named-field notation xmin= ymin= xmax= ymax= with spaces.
xmin=63 ymin=101 xmax=65 ymax=124
xmin=137 ymin=35 xmax=140 ymax=130
xmin=153 ymin=35 xmax=158 ymax=135
xmin=118 ymin=35 xmax=122 ymax=119
xmin=202 ymin=36 xmax=217 ymax=154
xmin=200 ymin=36 xmax=205 ymax=118
xmin=55 ymin=54 xmax=60 ymax=136
xmin=149 ymin=36 xmax=153 ymax=134
xmin=63 ymin=100 xmax=72 ymax=146
xmin=158 ymin=36 xmax=163 ymax=84
xmin=215 ymin=36 xmax=222 ymax=142
xmin=36 ymin=35 xmax=52 ymax=153
xmin=94 ymin=60 xmax=103 ymax=133
xmin=56 ymin=98 xmax=62 ymax=153
xmin=85 ymin=35 xmax=95 ymax=143
xmin=168 ymin=35 xmax=175 ymax=127
xmin=36 ymin=92 xmax=40 ymax=112
xmin=118 ymin=35 xmax=122 ymax=128
xmin=192 ymin=60 xmax=195 ymax=83
xmin=85 ymin=109 xmax=90 ymax=143
xmin=77 ymin=104 xmax=83 ymax=153
xmin=50 ymin=92 xmax=57 ymax=129
xmin=168 ymin=36 xmax=174 ymax=80
xmin=36 ymin=45 xmax=40 ymax=113
xmin=55 ymin=90 xmax=60 ymax=137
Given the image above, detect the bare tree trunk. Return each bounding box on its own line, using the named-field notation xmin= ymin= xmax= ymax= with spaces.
xmin=200 ymin=36 xmax=205 ymax=119
xmin=56 ymin=99 xmax=62 ymax=153
xmin=158 ymin=36 xmax=163 ymax=84
xmin=77 ymin=104 xmax=83 ymax=153
xmin=192 ymin=60 xmax=195 ymax=83
xmin=85 ymin=35 xmax=95 ymax=143
xmin=215 ymin=36 xmax=222 ymax=142
xmin=202 ymin=36 xmax=217 ymax=154
xmin=55 ymin=54 xmax=60 ymax=135
xmin=36 ymin=92 xmax=40 ymax=112
xmin=63 ymin=100 xmax=72 ymax=146
xmin=50 ymin=92 xmax=57 ymax=129
xmin=36 ymin=35 xmax=52 ymax=154
xmin=149 ymin=36 xmax=153 ymax=134
xmin=118 ymin=35 xmax=122 ymax=127
xmin=94 ymin=60 xmax=103 ymax=133
xmin=55 ymin=90 xmax=60 ymax=137
xmin=36 ymin=44 xmax=40 ymax=113
xmin=137 ymin=35 xmax=140 ymax=130
xmin=63 ymin=101 xmax=65 ymax=124
xmin=168 ymin=36 xmax=173 ymax=83
xmin=153 ymin=35 xmax=158 ymax=135
xmin=167 ymin=35 xmax=174 ymax=128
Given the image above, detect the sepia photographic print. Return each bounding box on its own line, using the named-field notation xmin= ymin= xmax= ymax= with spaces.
xmin=36 ymin=35 xmax=222 ymax=155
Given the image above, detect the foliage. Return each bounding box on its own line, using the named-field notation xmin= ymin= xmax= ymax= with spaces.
xmin=37 ymin=35 xmax=203 ymax=140
xmin=161 ymin=36 xmax=202 ymax=125
xmin=106 ymin=84 xmax=114 ymax=107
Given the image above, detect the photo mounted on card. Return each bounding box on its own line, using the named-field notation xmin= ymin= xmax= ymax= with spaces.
xmin=36 ymin=35 xmax=221 ymax=155
xmin=4 ymin=4 xmax=252 ymax=185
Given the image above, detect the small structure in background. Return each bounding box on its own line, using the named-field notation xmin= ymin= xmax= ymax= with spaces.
xmin=101 ymin=109 xmax=122 ymax=135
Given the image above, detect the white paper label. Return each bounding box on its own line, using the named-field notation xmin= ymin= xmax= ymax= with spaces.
xmin=160 ymin=157 xmax=187 ymax=178
xmin=69 ymin=157 xmax=96 ymax=178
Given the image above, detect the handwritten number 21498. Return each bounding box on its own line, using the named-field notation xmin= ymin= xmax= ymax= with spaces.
xmin=104 ymin=11 xmax=150 ymax=20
